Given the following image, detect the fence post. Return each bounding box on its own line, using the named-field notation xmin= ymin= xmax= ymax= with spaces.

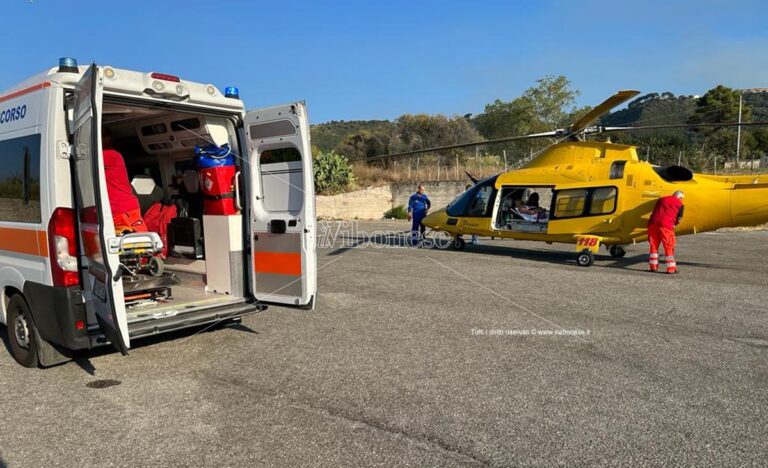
xmin=437 ymin=154 xmax=441 ymax=181
xmin=503 ymin=150 xmax=508 ymax=171
xmin=456 ymin=154 xmax=459 ymax=179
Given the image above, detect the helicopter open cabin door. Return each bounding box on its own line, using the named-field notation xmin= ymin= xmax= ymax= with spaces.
xmin=71 ymin=64 xmax=130 ymax=354
xmin=490 ymin=186 xmax=554 ymax=233
xmin=243 ymin=102 xmax=317 ymax=308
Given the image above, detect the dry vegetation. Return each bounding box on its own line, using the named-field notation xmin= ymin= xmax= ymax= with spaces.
xmin=350 ymin=155 xmax=510 ymax=187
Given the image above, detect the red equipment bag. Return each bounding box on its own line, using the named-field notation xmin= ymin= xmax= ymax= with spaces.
xmin=199 ymin=166 xmax=237 ymax=215
xmin=143 ymin=202 xmax=178 ymax=258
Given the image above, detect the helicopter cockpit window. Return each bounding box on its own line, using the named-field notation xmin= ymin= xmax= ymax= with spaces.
xmin=466 ymin=184 xmax=494 ymax=216
xmin=610 ymin=161 xmax=627 ymax=179
xmin=446 ymin=175 xmax=498 ymax=217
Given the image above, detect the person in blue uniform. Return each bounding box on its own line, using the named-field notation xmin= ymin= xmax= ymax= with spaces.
xmin=407 ymin=184 xmax=431 ymax=239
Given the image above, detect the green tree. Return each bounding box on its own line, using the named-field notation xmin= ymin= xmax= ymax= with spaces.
xmin=689 ymin=85 xmax=756 ymax=160
xmin=689 ymin=85 xmax=749 ymax=125
xmin=474 ymin=75 xmax=581 ymax=138
xmin=313 ymin=150 xmax=355 ymax=194
xmin=334 ymin=130 xmax=394 ymax=162
xmin=521 ymin=75 xmax=581 ymax=128
xmin=395 ymin=114 xmax=481 ymax=151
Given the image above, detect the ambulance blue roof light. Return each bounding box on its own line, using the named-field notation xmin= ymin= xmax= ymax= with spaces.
xmin=224 ymin=87 xmax=240 ymax=99
xmin=58 ymin=57 xmax=79 ymax=73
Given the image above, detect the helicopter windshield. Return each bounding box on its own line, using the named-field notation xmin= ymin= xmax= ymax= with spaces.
xmin=446 ymin=175 xmax=499 ymax=217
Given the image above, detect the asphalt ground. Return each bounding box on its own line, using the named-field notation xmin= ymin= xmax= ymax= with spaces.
xmin=1 ymin=220 xmax=767 ymax=467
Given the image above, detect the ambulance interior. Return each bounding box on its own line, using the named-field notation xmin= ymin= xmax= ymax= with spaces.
xmin=102 ymin=102 xmax=248 ymax=320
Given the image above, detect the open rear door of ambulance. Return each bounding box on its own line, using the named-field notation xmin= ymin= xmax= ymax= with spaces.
xmin=243 ymin=102 xmax=317 ymax=308
xmin=71 ymin=64 xmax=130 ymax=353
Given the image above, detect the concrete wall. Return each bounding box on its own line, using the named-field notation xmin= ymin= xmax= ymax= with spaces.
xmin=316 ymin=180 xmax=467 ymax=219
xmin=391 ymin=180 xmax=468 ymax=210
xmin=316 ymin=185 xmax=393 ymax=219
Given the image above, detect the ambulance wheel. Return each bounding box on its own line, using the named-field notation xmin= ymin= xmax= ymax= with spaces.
xmin=609 ymin=245 xmax=627 ymax=258
xmin=577 ymin=250 xmax=595 ymax=267
xmin=7 ymin=295 xmax=39 ymax=368
xmin=149 ymin=257 xmax=164 ymax=277
xmin=451 ymin=237 xmax=466 ymax=250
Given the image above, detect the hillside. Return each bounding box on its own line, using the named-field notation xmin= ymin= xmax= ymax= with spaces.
xmin=310 ymin=89 xmax=768 ymax=163
xmin=600 ymin=92 xmax=697 ymax=130
xmin=311 ymin=120 xmax=396 ymax=152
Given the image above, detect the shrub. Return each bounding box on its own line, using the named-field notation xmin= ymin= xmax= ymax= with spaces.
xmin=384 ymin=205 xmax=408 ymax=219
xmin=314 ymin=150 xmax=355 ymax=194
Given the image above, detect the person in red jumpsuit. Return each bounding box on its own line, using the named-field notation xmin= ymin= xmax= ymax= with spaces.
xmin=102 ymin=128 xmax=147 ymax=234
xmin=648 ymin=191 xmax=684 ymax=274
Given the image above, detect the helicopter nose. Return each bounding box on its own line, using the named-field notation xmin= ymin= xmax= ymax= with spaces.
xmin=422 ymin=209 xmax=446 ymax=229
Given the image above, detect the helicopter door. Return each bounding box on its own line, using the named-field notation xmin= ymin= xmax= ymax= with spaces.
xmin=547 ymin=183 xmax=622 ymax=235
xmin=71 ymin=64 xmax=130 ymax=354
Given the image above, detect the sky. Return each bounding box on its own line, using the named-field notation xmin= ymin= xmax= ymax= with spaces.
xmin=2 ymin=0 xmax=768 ymax=123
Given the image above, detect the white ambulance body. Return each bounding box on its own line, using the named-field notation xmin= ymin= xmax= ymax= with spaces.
xmin=0 ymin=58 xmax=316 ymax=367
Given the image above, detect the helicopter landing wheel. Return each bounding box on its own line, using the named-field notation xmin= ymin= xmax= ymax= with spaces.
xmin=609 ymin=245 xmax=627 ymax=258
xmin=577 ymin=250 xmax=595 ymax=267
xmin=451 ymin=236 xmax=466 ymax=250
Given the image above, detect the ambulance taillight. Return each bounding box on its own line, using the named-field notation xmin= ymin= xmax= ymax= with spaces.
xmin=48 ymin=208 xmax=80 ymax=287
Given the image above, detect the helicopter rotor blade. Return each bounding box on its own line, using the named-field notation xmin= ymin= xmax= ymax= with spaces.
xmin=350 ymin=130 xmax=560 ymax=163
xmin=569 ymin=90 xmax=640 ymax=135
xmin=601 ymin=121 xmax=768 ymax=133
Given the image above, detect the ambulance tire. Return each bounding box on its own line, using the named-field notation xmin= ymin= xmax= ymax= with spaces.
xmin=149 ymin=257 xmax=164 ymax=277
xmin=577 ymin=250 xmax=595 ymax=267
xmin=609 ymin=245 xmax=627 ymax=258
xmin=7 ymin=294 xmax=39 ymax=368
xmin=451 ymin=237 xmax=466 ymax=250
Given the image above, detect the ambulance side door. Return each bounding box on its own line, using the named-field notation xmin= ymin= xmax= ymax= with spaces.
xmin=71 ymin=64 xmax=130 ymax=353
xmin=242 ymin=102 xmax=317 ymax=307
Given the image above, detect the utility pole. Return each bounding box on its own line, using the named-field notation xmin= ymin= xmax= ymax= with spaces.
xmin=736 ymin=91 xmax=743 ymax=170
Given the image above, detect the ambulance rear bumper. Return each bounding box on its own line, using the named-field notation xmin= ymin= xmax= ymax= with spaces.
xmin=23 ymin=282 xmax=91 ymax=351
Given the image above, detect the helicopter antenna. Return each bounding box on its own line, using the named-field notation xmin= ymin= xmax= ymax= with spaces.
xmin=465 ymin=171 xmax=479 ymax=184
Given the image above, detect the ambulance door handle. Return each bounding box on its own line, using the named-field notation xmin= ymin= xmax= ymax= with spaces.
xmin=234 ymin=171 xmax=242 ymax=211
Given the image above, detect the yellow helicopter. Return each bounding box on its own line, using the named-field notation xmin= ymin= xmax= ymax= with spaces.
xmin=411 ymin=90 xmax=768 ymax=266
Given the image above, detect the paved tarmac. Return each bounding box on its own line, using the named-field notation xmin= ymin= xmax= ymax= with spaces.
xmin=1 ymin=221 xmax=766 ymax=467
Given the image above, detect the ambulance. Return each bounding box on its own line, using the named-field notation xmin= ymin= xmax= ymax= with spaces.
xmin=0 ymin=58 xmax=317 ymax=367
